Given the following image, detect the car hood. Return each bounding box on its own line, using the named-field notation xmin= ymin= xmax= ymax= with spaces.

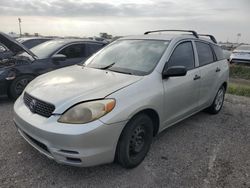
xmin=0 ymin=55 xmax=33 ymax=69
xmin=25 ymin=66 xmax=142 ymax=113
xmin=0 ymin=32 xmax=37 ymax=59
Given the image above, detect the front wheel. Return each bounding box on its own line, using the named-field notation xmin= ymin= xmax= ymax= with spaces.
xmin=116 ymin=114 xmax=153 ymax=169
xmin=8 ymin=75 xmax=34 ymax=100
xmin=206 ymin=86 xmax=225 ymax=114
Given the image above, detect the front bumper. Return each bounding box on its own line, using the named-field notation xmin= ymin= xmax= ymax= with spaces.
xmin=14 ymin=96 xmax=127 ymax=167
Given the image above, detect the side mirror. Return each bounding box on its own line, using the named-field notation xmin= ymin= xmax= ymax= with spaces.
xmin=162 ymin=66 xmax=187 ymax=78
xmin=52 ymin=54 xmax=66 ymax=62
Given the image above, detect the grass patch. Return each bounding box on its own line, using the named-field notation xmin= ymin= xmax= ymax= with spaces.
xmin=227 ymin=83 xmax=250 ymax=97
xmin=230 ymin=65 xmax=250 ymax=80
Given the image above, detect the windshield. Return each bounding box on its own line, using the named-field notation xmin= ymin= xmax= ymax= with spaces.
xmin=28 ymin=40 xmax=65 ymax=59
xmin=86 ymin=39 xmax=169 ymax=76
xmin=236 ymin=45 xmax=250 ymax=51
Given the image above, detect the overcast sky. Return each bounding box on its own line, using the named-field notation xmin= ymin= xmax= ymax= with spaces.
xmin=0 ymin=0 xmax=249 ymax=42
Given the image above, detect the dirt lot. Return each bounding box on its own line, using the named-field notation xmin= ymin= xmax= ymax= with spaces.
xmin=0 ymin=94 xmax=250 ymax=188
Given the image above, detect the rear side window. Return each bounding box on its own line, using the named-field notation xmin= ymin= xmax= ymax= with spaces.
xmin=23 ymin=39 xmax=49 ymax=49
xmin=212 ymin=45 xmax=224 ymax=60
xmin=58 ymin=44 xmax=86 ymax=58
xmin=168 ymin=41 xmax=195 ymax=70
xmin=85 ymin=43 xmax=103 ymax=57
xmin=195 ymin=42 xmax=214 ymax=66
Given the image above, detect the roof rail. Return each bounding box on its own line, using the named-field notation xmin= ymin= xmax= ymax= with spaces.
xmin=198 ymin=34 xmax=217 ymax=44
xmin=144 ymin=30 xmax=199 ymax=38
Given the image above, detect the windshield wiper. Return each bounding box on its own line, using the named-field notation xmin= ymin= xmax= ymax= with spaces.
xmin=108 ymin=69 xmax=133 ymax=75
xmin=99 ymin=62 xmax=116 ymax=70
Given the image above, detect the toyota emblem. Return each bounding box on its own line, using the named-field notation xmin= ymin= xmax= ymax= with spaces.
xmin=29 ymin=99 xmax=37 ymax=113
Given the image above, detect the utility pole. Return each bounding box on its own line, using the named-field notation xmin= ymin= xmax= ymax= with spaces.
xmin=18 ymin=18 xmax=22 ymax=37
xmin=236 ymin=33 xmax=241 ymax=44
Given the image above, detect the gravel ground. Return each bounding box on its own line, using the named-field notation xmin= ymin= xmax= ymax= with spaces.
xmin=0 ymin=94 xmax=250 ymax=188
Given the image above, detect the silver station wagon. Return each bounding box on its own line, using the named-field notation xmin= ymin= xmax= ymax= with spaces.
xmin=14 ymin=30 xmax=229 ymax=168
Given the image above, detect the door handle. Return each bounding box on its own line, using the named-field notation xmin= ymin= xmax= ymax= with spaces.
xmin=193 ymin=75 xmax=201 ymax=80
xmin=216 ymin=67 xmax=221 ymax=72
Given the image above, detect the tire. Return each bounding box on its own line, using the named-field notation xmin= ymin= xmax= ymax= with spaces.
xmin=116 ymin=113 xmax=153 ymax=169
xmin=8 ymin=75 xmax=34 ymax=100
xmin=206 ymin=86 xmax=225 ymax=114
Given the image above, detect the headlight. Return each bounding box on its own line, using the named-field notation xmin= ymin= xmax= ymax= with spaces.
xmin=0 ymin=70 xmax=5 ymax=75
xmin=58 ymin=99 xmax=115 ymax=124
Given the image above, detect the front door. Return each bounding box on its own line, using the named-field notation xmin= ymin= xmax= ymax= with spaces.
xmin=52 ymin=43 xmax=87 ymax=69
xmin=162 ymin=41 xmax=201 ymax=127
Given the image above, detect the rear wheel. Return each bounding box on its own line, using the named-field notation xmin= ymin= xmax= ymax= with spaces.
xmin=8 ymin=75 xmax=34 ymax=100
xmin=116 ymin=113 xmax=153 ymax=169
xmin=206 ymin=86 xmax=225 ymax=114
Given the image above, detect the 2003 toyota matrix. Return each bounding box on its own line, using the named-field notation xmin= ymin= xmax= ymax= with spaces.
xmin=14 ymin=30 xmax=229 ymax=168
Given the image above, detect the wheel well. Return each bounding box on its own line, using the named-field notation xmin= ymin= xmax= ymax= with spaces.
xmin=222 ymin=82 xmax=227 ymax=91
xmin=114 ymin=108 xmax=160 ymax=162
xmin=133 ymin=109 xmax=160 ymax=136
xmin=7 ymin=73 xmax=34 ymax=86
xmin=7 ymin=74 xmax=36 ymax=96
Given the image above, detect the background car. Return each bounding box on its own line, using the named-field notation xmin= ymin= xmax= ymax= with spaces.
xmin=0 ymin=32 xmax=107 ymax=99
xmin=230 ymin=44 xmax=250 ymax=64
xmin=0 ymin=37 xmax=53 ymax=61
xmin=16 ymin=37 xmax=53 ymax=49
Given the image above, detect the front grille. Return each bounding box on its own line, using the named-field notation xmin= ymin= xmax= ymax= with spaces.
xmin=23 ymin=92 xmax=55 ymax=118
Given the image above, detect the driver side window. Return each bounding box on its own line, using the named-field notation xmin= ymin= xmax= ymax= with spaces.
xmin=168 ymin=41 xmax=195 ymax=70
xmin=57 ymin=44 xmax=86 ymax=59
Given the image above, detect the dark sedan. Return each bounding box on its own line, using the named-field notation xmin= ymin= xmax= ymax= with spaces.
xmin=0 ymin=32 xmax=106 ymax=99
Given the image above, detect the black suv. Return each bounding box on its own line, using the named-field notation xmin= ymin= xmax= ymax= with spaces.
xmin=0 ymin=32 xmax=106 ymax=99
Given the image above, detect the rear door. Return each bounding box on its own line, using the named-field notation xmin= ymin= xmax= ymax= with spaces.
xmin=195 ymin=41 xmax=220 ymax=108
xmin=162 ymin=41 xmax=201 ymax=126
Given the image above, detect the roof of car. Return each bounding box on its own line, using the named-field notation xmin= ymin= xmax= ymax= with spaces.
xmin=49 ymin=38 xmax=107 ymax=45
xmin=17 ymin=37 xmax=53 ymax=42
xmin=120 ymin=34 xmax=218 ymax=45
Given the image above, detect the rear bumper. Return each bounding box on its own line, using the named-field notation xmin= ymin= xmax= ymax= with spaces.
xmin=14 ymin=96 xmax=127 ymax=167
xmin=230 ymin=54 xmax=250 ymax=64
xmin=230 ymin=59 xmax=250 ymax=64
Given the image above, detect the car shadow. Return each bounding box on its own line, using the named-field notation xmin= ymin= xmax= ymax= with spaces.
xmin=0 ymin=95 xmax=13 ymax=104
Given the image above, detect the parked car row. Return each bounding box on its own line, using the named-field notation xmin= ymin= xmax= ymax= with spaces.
xmin=12 ymin=30 xmax=229 ymax=168
xmin=0 ymin=32 xmax=107 ymax=99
